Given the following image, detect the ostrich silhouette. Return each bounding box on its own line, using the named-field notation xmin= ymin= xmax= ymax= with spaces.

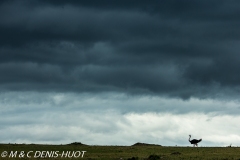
xmin=189 ymin=135 xmax=202 ymax=147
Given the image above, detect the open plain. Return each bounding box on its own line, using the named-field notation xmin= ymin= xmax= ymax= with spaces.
xmin=0 ymin=143 xmax=240 ymax=160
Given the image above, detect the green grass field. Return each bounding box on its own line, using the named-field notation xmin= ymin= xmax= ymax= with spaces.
xmin=0 ymin=143 xmax=240 ymax=160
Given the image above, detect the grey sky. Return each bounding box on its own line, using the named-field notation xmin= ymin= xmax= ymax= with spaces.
xmin=1 ymin=0 xmax=240 ymax=146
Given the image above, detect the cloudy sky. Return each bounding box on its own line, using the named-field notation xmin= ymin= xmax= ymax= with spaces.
xmin=1 ymin=0 xmax=240 ymax=146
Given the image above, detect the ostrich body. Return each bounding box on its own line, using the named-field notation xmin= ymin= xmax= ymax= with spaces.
xmin=189 ymin=135 xmax=202 ymax=147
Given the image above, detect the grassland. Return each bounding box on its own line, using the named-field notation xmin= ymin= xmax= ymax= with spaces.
xmin=0 ymin=142 xmax=240 ymax=160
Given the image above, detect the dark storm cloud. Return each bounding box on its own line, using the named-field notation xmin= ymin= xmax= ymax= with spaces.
xmin=1 ymin=0 xmax=240 ymax=99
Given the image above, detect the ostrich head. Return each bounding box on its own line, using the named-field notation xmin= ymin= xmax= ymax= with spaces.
xmin=188 ymin=135 xmax=191 ymax=142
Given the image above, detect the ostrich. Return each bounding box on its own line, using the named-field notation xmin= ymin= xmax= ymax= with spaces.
xmin=189 ymin=135 xmax=202 ymax=147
